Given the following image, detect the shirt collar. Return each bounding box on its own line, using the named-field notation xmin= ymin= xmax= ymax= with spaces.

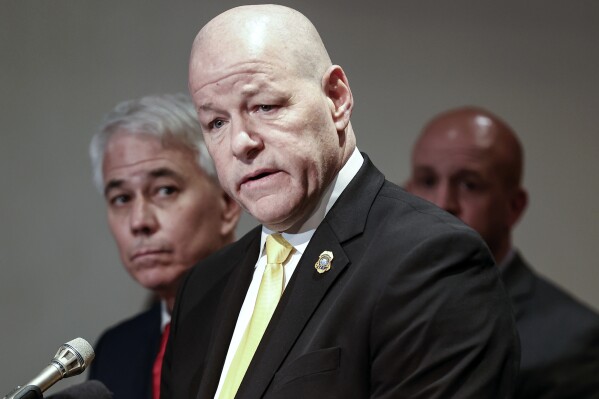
xmin=260 ymin=148 xmax=364 ymax=250
xmin=160 ymin=300 xmax=171 ymax=331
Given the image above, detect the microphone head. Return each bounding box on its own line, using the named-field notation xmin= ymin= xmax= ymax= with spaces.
xmin=64 ymin=338 xmax=95 ymax=366
xmin=51 ymin=338 xmax=95 ymax=378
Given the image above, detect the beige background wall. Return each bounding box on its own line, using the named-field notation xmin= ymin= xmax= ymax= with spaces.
xmin=1 ymin=0 xmax=597 ymax=393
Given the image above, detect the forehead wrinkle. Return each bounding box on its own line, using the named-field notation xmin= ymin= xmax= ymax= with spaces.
xmin=148 ymin=167 xmax=184 ymax=180
xmin=104 ymin=162 xmax=183 ymax=194
xmin=193 ymin=68 xmax=287 ymax=113
xmin=191 ymin=60 xmax=275 ymax=93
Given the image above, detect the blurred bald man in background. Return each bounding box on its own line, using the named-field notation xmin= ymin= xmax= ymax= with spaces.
xmin=407 ymin=106 xmax=599 ymax=398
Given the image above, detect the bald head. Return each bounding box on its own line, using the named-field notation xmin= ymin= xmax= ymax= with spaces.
xmin=416 ymin=107 xmax=524 ymax=188
xmin=407 ymin=107 xmax=528 ymax=263
xmin=187 ymin=5 xmax=355 ymax=232
xmin=190 ymin=5 xmax=332 ymax=90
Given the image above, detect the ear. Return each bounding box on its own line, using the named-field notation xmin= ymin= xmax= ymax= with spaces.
xmin=508 ymin=187 xmax=528 ymax=228
xmin=322 ymin=65 xmax=353 ymax=131
xmin=218 ymin=191 xmax=242 ymax=239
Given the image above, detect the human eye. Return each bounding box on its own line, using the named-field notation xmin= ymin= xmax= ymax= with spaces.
xmin=414 ymin=174 xmax=437 ymax=189
xmin=208 ymin=118 xmax=227 ymax=130
xmin=253 ymin=102 xmax=282 ymax=116
xmin=258 ymin=104 xmax=275 ymax=112
xmin=108 ymin=193 xmax=131 ymax=207
xmin=463 ymin=181 xmax=478 ymax=190
xmin=459 ymin=178 xmax=484 ymax=192
xmin=156 ymin=185 xmax=179 ymax=197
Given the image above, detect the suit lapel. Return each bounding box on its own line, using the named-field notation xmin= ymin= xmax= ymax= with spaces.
xmin=235 ymin=222 xmax=349 ymax=398
xmin=197 ymin=229 xmax=261 ymax=399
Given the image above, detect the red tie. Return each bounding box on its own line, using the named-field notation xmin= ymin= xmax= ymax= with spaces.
xmin=152 ymin=322 xmax=170 ymax=399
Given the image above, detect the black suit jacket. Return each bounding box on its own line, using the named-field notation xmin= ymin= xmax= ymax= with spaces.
xmin=502 ymin=252 xmax=599 ymax=399
xmin=89 ymin=302 xmax=162 ymax=399
xmin=162 ymin=156 xmax=519 ymax=399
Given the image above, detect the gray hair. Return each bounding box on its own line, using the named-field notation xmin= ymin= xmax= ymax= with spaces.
xmin=89 ymin=93 xmax=217 ymax=192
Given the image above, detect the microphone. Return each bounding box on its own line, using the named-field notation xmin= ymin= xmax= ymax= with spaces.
xmin=45 ymin=380 xmax=112 ymax=399
xmin=3 ymin=338 xmax=95 ymax=399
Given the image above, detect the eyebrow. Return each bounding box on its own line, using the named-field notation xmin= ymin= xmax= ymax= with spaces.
xmin=104 ymin=179 xmax=124 ymax=197
xmin=197 ymin=84 xmax=276 ymax=112
xmin=148 ymin=167 xmax=183 ymax=181
xmin=241 ymin=86 xmax=260 ymax=96
xmin=453 ymin=170 xmax=485 ymax=181
xmin=103 ymin=167 xmax=182 ymax=197
xmin=198 ymin=103 xmax=214 ymax=112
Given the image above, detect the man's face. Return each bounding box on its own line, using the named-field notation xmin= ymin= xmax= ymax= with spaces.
xmin=102 ymin=132 xmax=233 ymax=297
xmin=190 ymin=57 xmax=341 ymax=232
xmin=407 ymin=131 xmax=514 ymax=255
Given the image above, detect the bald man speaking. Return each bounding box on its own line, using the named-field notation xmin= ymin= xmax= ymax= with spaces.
xmin=407 ymin=106 xmax=599 ymax=398
xmin=161 ymin=6 xmax=519 ymax=399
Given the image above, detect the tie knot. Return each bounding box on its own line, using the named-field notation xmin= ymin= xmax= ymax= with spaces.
xmin=265 ymin=233 xmax=294 ymax=265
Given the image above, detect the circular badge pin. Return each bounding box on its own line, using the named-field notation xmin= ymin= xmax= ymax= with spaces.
xmin=315 ymin=251 xmax=334 ymax=274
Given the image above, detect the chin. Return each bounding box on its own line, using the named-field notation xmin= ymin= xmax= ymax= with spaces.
xmin=135 ymin=272 xmax=176 ymax=292
xmin=247 ymin=197 xmax=304 ymax=228
xmin=252 ymin=209 xmax=293 ymax=229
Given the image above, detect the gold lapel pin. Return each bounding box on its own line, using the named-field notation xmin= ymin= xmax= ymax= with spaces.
xmin=315 ymin=251 xmax=334 ymax=274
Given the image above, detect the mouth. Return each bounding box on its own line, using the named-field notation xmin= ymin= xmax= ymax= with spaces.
xmin=130 ymin=248 xmax=172 ymax=262
xmin=240 ymin=169 xmax=281 ymax=186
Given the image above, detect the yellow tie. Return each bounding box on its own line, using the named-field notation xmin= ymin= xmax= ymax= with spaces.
xmin=219 ymin=233 xmax=294 ymax=399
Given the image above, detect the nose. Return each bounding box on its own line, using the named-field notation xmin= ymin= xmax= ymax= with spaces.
xmin=230 ymin=116 xmax=264 ymax=161
xmin=129 ymin=199 xmax=158 ymax=236
xmin=435 ymin=183 xmax=460 ymax=216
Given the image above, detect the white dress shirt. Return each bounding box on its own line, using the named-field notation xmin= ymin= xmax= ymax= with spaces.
xmin=160 ymin=300 xmax=171 ymax=332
